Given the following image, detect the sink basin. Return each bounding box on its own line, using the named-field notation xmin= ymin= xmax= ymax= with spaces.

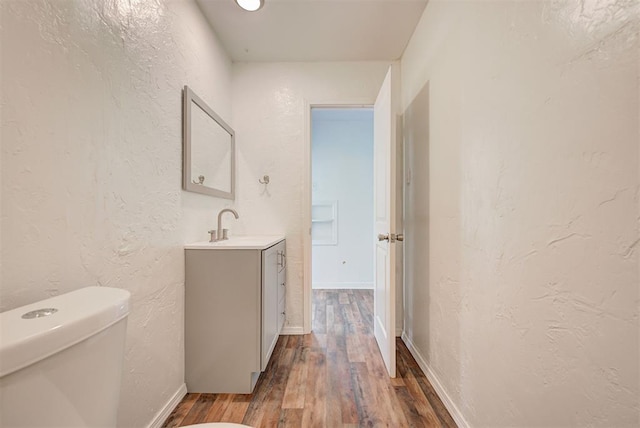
xmin=184 ymin=235 xmax=285 ymax=250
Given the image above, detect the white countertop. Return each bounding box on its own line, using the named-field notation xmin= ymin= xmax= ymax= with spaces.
xmin=184 ymin=235 xmax=285 ymax=250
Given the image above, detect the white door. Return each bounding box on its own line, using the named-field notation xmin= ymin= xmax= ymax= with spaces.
xmin=373 ymin=66 xmax=397 ymax=378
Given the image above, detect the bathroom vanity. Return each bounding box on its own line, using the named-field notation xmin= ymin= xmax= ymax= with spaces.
xmin=184 ymin=236 xmax=286 ymax=393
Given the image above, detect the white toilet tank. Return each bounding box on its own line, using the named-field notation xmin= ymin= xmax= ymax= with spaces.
xmin=0 ymin=286 xmax=130 ymax=428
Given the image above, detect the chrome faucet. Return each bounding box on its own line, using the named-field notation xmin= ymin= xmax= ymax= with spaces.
xmin=213 ymin=208 xmax=239 ymax=241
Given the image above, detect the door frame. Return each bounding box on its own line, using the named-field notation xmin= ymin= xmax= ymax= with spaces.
xmin=302 ymin=99 xmax=375 ymax=334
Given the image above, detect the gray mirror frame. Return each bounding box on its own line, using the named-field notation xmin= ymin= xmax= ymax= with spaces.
xmin=183 ymin=85 xmax=236 ymax=199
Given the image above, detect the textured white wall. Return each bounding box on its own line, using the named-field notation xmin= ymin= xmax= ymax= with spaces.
xmin=401 ymin=1 xmax=639 ymax=426
xmin=312 ymin=108 xmax=374 ymax=289
xmin=1 ymin=0 xmax=234 ymax=426
xmin=231 ymin=62 xmax=389 ymax=328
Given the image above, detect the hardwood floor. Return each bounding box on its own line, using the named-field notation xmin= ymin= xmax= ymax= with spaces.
xmin=162 ymin=289 xmax=456 ymax=427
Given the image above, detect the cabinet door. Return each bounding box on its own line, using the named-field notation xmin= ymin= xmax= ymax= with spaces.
xmin=261 ymin=244 xmax=279 ymax=370
xmin=277 ymin=241 xmax=286 ymax=332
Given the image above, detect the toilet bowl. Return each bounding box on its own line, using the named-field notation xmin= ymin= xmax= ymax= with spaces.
xmin=182 ymin=424 xmax=252 ymax=428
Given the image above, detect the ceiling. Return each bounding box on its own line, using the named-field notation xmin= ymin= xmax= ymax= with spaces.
xmin=196 ymin=0 xmax=428 ymax=62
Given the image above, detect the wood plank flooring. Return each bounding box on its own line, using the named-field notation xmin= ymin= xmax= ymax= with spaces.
xmin=162 ymin=289 xmax=456 ymax=428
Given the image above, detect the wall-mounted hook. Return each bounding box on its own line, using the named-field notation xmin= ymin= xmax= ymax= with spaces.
xmin=259 ymin=175 xmax=270 ymax=185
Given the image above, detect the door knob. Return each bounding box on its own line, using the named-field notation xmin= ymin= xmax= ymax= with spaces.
xmin=377 ymin=233 xmax=389 ymax=241
xmin=396 ymin=233 xmax=404 ymax=242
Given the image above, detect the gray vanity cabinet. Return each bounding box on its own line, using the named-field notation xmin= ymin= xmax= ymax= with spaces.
xmin=184 ymin=238 xmax=285 ymax=394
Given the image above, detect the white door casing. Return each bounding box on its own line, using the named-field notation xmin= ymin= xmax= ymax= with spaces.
xmin=373 ymin=65 xmax=397 ymax=378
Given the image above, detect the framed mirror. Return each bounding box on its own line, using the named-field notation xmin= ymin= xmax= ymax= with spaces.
xmin=183 ymin=85 xmax=235 ymax=199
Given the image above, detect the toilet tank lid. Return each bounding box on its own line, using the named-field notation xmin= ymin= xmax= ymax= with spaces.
xmin=0 ymin=286 xmax=130 ymax=378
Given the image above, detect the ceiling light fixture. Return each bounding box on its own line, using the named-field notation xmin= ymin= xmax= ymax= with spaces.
xmin=235 ymin=0 xmax=264 ymax=12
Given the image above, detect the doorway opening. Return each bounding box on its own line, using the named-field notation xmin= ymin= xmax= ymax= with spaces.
xmin=311 ymin=107 xmax=374 ymax=292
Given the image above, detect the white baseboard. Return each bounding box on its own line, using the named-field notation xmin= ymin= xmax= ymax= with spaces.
xmin=146 ymin=383 xmax=187 ymax=428
xmin=312 ymin=282 xmax=373 ymax=289
xmin=280 ymin=326 xmax=304 ymax=335
xmin=401 ymin=332 xmax=470 ymax=428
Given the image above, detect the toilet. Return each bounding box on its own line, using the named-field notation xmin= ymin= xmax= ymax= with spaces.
xmin=182 ymin=425 xmax=252 ymax=428
xmin=0 ymin=286 xmax=131 ymax=428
